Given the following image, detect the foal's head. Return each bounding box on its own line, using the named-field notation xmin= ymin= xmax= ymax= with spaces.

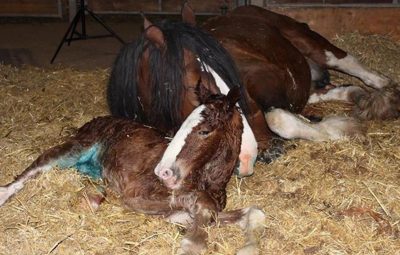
xmin=154 ymin=87 xmax=243 ymax=192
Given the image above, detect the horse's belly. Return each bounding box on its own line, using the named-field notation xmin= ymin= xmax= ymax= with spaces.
xmin=101 ymin=130 xmax=168 ymax=197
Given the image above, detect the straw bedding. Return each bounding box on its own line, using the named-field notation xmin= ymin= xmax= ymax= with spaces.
xmin=0 ymin=33 xmax=399 ymax=255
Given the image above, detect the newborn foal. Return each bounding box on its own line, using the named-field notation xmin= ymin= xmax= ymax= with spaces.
xmin=0 ymin=87 xmax=265 ymax=255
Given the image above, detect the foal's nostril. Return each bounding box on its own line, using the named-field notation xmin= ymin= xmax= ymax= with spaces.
xmin=160 ymin=168 xmax=173 ymax=180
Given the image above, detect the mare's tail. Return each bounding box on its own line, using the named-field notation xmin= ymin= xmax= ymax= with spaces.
xmin=350 ymin=82 xmax=400 ymax=120
xmin=107 ymin=42 xmax=144 ymax=121
xmin=0 ymin=142 xmax=102 ymax=206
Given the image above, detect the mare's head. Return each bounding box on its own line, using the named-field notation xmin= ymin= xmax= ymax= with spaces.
xmin=109 ymin=13 xmax=246 ymax=131
xmin=154 ymin=87 xmax=243 ymax=205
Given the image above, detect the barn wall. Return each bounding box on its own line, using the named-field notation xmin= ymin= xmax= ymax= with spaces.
xmin=87 ymin=1 xmax=400 ymax=41
xmin=0 ymin=0 xmax=62 ymax=17
xmin=0 ymin=1 xmax=398 ymax=41
xmin=87 ymin=0 xmax=225 ymax=14
xmin=269 ymin=7 xmax=400 ymax=41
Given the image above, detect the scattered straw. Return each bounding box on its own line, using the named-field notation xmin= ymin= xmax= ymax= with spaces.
xmin=0 ymin=32 xmax=399 ymax=254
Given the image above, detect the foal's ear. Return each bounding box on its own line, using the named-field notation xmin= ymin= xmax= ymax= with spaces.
xmin=227 ymin=86 xmax=241 ymax=108
xmin=142 ymin=14 xmax=165 ymax=48
xmin=181 ymin=1 xmax=196 ymax=26
xmin=195 ymin=79 xmax=213 ymax=104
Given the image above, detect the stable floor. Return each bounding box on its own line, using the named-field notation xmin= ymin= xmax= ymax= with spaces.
xmin=0 ymin=17 xmax=143 ymax=70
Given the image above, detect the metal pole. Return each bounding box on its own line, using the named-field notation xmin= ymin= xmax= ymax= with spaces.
xmin=68 ymin=0 xmax=76 ymax=22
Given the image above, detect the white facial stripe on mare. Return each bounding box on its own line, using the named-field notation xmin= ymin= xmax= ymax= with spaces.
xmin=325 ymin=51 xmax=388 ymax=89
xmin=201 ymin=63 xmax=258 ymax=162
xmin=154 ymin=105 xmax=206 ymax=176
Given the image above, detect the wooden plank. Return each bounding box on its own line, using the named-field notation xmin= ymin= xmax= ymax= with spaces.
xmin=161 ymin=0 xmax=223 ymax=13
xmin=88 ymin=0 xmax=225 ymax=13
xmin=0 ymin=0 xmax=60 ymax=16
xmin=88 ymin=0 xmax=160 ymax=13
xmin=268 ymin=0 xmax=393 ymax=3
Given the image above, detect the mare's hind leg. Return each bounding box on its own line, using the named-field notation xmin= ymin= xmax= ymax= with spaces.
xmin=286 ymin=26 xmax=389 ymax=89
xmin=307 ymin=84 xmax=400 ymax=120
xmin=324 ymin=51 xmax=389 ymax=89
xmin=307 ymin=58 xmax=331 ymax=89
xmin=265 ymin=108 xmax=365 ymax=141
xmin=0 ymin=141 xmax=89 ymax=206
xmin=307 ymin=85 xmax=366 ymax=104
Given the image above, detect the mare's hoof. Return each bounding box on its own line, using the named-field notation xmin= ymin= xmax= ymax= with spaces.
xmin=256 ymin=138 xmax=286 ymax=164
xmin=352 ymin=82 xmax=400 ymax=120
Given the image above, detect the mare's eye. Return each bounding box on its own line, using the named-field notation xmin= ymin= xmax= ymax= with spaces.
xmin=198 ymin=130 xmax=210 ymax=136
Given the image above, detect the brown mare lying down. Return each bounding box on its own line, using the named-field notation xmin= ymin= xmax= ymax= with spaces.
xmin=107 ymin=4 xmax=399 ymax=178
xmin=0 ymin=87 xmax=265 ymax=255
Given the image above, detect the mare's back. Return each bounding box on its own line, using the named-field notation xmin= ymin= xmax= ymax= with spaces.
xmin=202 ymin=12 xmax=311 ymax=112
xmin=230 ymin=5 xmax=343 ymax=58
xmin=203 ymin=13 xmax=302 ymax=66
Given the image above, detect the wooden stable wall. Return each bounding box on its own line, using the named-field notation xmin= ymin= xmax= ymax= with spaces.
xmin=0 ymin=0 xmax=399 ymax=41
xmin=87 ymin=0 xmax=224 ymax=14
xmin=271 ymin=7 xmax=400 ymax=41
xmin=0 ymin=0 xmax=62 ymax=17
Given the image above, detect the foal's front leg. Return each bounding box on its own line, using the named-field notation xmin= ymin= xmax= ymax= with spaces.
xmin=171 ymin=191 xmax=218 ymax=255
xmin=122 ymin=191 xmax=215 ymax=254
xmin=217 ymin=206 xmax=266 ymax=255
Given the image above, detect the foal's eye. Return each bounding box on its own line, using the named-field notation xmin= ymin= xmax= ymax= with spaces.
xmin=198 ymin=130 xmax=211 ymax=136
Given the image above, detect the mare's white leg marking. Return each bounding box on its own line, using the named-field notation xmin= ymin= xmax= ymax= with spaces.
xmin=202 ymin=63 xmax=258 ymax=175
xmin=0 ymin=165 xmax=52 ymax=206
xmin=154 ymin=105 xmax=205 ymax=176
xmin=308 ymin=86 xmax=363 ymax=104
xmin=266 ymin=108 xmax=362 ymax=141
xmin=325 ymin=51 xmax=389 ymax=89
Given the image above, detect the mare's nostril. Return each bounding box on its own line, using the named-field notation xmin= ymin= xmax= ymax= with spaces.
xmin=160 ymin=168 xmax=173 ymax=180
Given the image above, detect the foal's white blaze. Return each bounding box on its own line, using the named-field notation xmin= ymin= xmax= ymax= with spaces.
xmin=202 ymin=63 xmax=258 ymax=177
xmin=307 ymin=85 xmax=363 ymax=104
xmin=154 ymin=105 xmax=205 ymax=177
xmin=325 ymin=51 xmax=389 ymax=89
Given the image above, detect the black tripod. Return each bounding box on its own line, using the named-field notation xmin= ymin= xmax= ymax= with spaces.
xmin=50 ymin=0 xmax=125 ymax=64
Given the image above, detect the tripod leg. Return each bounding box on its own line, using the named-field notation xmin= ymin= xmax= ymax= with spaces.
xmin=67 ymin=9 xmax=82 ymax=46
xmin=50 ymin=11 xmax=82 ymax=64
xmin=85 ymin=8 xmax=125 ymax=44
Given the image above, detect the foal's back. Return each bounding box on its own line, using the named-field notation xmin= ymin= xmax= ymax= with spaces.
xmin=77 ymin=117 xmax=169 ymax=197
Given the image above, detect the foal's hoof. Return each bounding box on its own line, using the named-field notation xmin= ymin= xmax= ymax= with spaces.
xmin=237 ymin=243 xmax=259 ymax=255
xmin=0 ymin=186 xmax=11 ymax=207
xmin=177 ymin=237 xmax=207 ymax=255
xmin=256 ymin=138 xmax=286 ymax=164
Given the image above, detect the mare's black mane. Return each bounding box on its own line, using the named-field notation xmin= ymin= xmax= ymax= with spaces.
xmin=108 ymin=19 xmax=248 ymax=131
